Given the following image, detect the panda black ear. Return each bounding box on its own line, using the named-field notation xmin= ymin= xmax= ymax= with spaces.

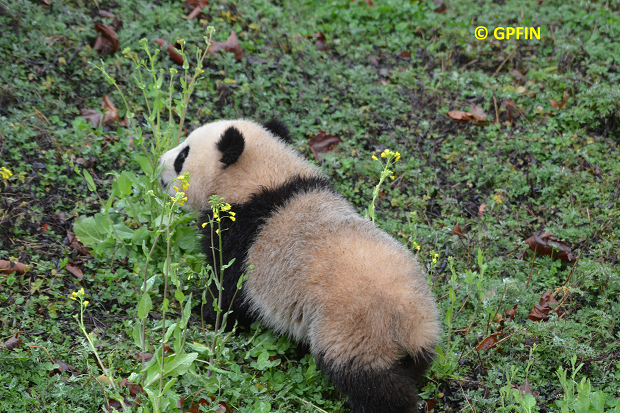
xmin=217 ymin=126 xmax=245 ymax=167
xmin=263 ymin=119 xmax=292 ymax=144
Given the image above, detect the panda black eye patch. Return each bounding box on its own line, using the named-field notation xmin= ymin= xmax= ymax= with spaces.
xmin=174 ymin=146 xmax=190 ymax=174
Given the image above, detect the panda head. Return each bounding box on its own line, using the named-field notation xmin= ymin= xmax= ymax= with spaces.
xmin=159 ymin=119 xmax=310 ymax=209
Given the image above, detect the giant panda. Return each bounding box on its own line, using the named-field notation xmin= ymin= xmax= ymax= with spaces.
xmin=159 ymin=119 xmax=440 ymax=413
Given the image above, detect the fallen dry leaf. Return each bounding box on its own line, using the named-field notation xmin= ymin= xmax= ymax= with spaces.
xmin=67 ymin=231 xmax=93 ymax=256
xmin=98 ymin=10 xmax=123 ymax=30
xmin=101 ymin=95 xmax=119 ymax=126
xmin=154 ymin=39 xmax=186 ymax=65
xmin=183 ymin=0 xmax=209 ymax=20
xmin=0 ymin=260 xmax=29 ymax=275
xmin=433 ymin=0 xmax=446 ymax=13
xmin=78 ymin=109 xmax=102 ymax=128
xmin=505 ymin=304 xmax=518 ymax=321
xmin=78 ymin=96 xmax=119 ymax=128
xmin=501 ymin=98 xmax=518 ymax=122
xmin=65 ymin=263 xmax=83 ymax=280
xmin=215 ymin=402 xmax=232 ymax=413
xmin=475 ymin=332 xmax=501 ymax=351
xmin=93 ymin=24 xmax=119 ymax=55
xmin=451 ymin=222 xmax=465 ymax=238
xmin=136 ymin=352 xmax=154 ymax=362
xmin=517 ymin=380 xmax=539 ymax=398
xmin=524 ymin=232 xmax=576 ymax=262
xmin=4 ymin=332 xmax=22 ymax=350
xmin=308 ymin=130 xmax=342 ymax=161
xmin=550 ymin=99 xmax=567 ymax=109
xmin=426 ymin=397 xmax=439 ymax=412
xmin=119 ymin=378 xmax=145 ymax=397
xmin=50 ymin=358 xmax=78 ymax=376
xmin=183 ymin=397 xmax=215 ymax=413
xmin=478 ymin=203 xmax=486 ymax=218
xmin=308 ymin=32 xmax=327 ymax=51
xmin=447 ymin=110 xmax=487 ymax=126
xmin=206 ymin=31 xmax=243 ymax=61
xmin=528 ymin=290 xmax=564 ymax=322
xmin=468 ymin=103 xmax=487 ymax=119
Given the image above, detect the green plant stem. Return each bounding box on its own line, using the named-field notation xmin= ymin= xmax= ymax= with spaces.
xmin=157 ymin=208 xmax=174 ymax=407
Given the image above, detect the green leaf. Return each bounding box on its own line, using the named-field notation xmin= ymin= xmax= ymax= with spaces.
xmin=161 ymin=377 xmax=176 ymax=395
xmin=142 ymin=274 xmax=157 ymax=292
xmin=174 ymin=289 xmax=185 ymax=303
xmin=73 ymin=213 xmax=111 ymax=245
xmin=162 ymin=353 xmax=198 ymax=377
xmin=113 ymin=221 xmax=134 ymax=239
xmin=135 ymin=155 xmax=154 ymax=176
xmin=163 ymin=322 xmax=176 ymax=342
xmin=174 ymin=227 xmax=198 ymax=252
xmin=132 ymin=323 xmax=143 ymax=348
xmin=138 ymin=292 xmax=152 ymax=320
xmin=182 ymin=294 xmax=192 ymax=325
xmin=117 ymin=172 xmax=133 ymax=196
xmin=445 ymin=308 xmax=453 ymax=328
xmin=83 ymin=169 xmax=97 ymax=192
xmin=132 ymin=226 xmax=149 ymax=245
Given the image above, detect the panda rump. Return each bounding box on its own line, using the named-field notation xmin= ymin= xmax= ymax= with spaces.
xmin=159 ymin=119 xmax=440 ymax=413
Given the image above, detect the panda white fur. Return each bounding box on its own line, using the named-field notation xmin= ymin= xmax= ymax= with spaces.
xmin=159 ymin=119 xmax=440 ymax=413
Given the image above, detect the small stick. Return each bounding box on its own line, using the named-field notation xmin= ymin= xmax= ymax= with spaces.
xmin=492 ymin=49 xmax=516 ymax=77
xmin=493 ymin=94 xmax=499 ymax=124
xmin=564 ymin=249 xmax=584 ymax=286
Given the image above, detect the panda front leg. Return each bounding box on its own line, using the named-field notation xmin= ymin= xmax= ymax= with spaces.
xmin=315 ymin=354 xmax=427 ymax=413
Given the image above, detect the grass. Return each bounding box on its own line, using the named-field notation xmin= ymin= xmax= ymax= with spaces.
xmin=1 ymin=0 xmax=619 ymax=411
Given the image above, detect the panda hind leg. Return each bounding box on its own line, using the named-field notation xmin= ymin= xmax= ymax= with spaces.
xmin=317 ymin=354 xmax=432 ymax=413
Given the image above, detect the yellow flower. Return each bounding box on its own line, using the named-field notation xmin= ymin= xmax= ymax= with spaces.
xmin=221 ymin=204 xmax=231 ymax=211
xmin=230 ymin=216 xmax=236 ymax=221
xmin=493 ymin=194 xmax=503 ymax=205
xmin=213 ymin=212 xmax=218 ymax=220
xmin=79 ymin=288 xmax=84 ymax=295
xmin=70 ymin=296 xmax=77 ymax=301
xmin=173 ymin=186 xmax=179 ymax=192
xmin=202 ymin=222 xmax=208 ymax=228
xmin=372 ymin=155 xmax=378 ymax=161
xmin=83 ymin=301 xmax=89 ymax=307
xmin=381 ymin=151 xmax=387 ymax=158
xmin=417 ymin=245 xmax=421 ymax=251
xmin=176 ymin=175 xmax=185 ymax=181
xmin=0 ymin=167 xmax=12 ymax=180
xmin=182 ymin=182 xmax=189 ymax=190
xmin=390 ymin=175 xmax=395 ymax=180
xmin=229 ymin=211 xmax=236 ymax=216
xmin=216 ymin=229 xmax=220 ymax=234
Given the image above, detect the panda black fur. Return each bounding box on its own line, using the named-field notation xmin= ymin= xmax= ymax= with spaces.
xmin=159 ymin=119 xmax=440 ymax=413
